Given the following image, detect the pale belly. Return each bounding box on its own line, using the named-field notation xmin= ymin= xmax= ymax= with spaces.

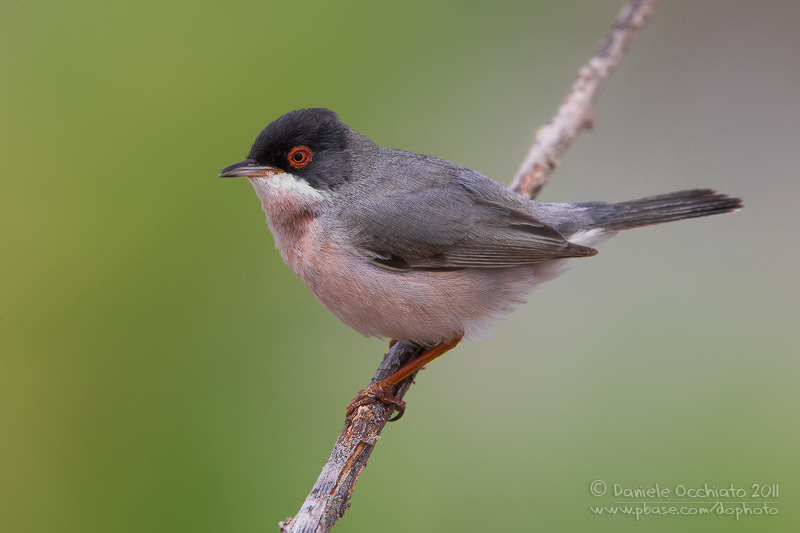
xmin=296 ymin=240 xmax=568 ymax=346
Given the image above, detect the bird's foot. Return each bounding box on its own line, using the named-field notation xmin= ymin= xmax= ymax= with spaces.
xmin=346 ymin=380 xmax=406 ymax=421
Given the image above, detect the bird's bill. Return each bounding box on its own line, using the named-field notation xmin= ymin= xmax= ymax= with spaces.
xmin=218 ymin=159 xmax=284 ymax=178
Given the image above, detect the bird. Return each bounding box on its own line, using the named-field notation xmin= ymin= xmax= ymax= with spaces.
xmin=219 ymin=108 xmax=742 ymax=420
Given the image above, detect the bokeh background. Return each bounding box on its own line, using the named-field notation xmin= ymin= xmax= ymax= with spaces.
xmin=2 ymin=1 xmax=798 ymax=531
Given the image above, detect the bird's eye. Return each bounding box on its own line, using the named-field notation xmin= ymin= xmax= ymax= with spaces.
xmin=287 ymin=146 xmax=313 ymax=168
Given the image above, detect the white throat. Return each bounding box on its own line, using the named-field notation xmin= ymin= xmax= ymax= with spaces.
xmin=249 ymin=172 xmax=333 ymax=205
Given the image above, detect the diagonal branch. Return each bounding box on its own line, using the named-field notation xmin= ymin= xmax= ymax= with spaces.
xmin=279 ymin=1 xmax=658 ymax=531
xmin=511 ymin=0 xmax=658 ymax=200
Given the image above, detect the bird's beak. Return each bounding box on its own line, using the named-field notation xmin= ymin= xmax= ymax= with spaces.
xmin=218 ymin=159 xmax=284 ymax=178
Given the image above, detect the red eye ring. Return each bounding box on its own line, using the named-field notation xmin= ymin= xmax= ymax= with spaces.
xmin=287 ymin=146 xmax=313 ymax=168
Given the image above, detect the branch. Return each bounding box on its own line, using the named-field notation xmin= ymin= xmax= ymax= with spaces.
xmin=511 ymin=0 xmax=658 ymax=200
xmin=280 ymin=1 xmax=658 ymax=531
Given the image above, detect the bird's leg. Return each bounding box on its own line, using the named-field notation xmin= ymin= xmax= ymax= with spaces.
xmin=346 ymin=334 xmax=463 ymax=421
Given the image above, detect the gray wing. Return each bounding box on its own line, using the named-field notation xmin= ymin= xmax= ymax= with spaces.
xmin=341 ymin=156 xmax=597 ymax=271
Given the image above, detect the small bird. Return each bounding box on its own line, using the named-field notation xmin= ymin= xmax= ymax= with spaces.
xmin=220 ymin=108 xmax=742 ymax=419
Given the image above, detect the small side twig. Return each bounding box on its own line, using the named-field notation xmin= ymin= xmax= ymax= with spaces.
xmin=280 ymin=1 xmax=658 ymax=531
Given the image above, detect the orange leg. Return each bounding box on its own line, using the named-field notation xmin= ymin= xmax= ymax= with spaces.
xmin=346 ymin=334 xmax=463 ymax=421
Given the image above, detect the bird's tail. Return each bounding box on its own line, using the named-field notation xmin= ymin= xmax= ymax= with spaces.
xmin=584 ymin=189 xmax=743 ymax=232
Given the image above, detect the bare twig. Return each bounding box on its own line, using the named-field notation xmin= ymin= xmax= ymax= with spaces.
xmin=279 ymin=343 xmax=419 ymax=533
xmin=279 ymin=1 xmax=658 ymax=531
xmin=511 ymin=0 xmax=658 ymax=200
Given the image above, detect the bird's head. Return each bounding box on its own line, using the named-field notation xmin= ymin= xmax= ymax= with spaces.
xmin=220 ymin=108 xmax=370 ymax=202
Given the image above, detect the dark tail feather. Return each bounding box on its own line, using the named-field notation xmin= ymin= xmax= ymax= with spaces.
xmin=592 ymin=189 xmax=743 ymax=231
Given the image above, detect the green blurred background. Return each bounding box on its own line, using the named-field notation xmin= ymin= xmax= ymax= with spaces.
xmin=2 ymin=1 xmax=798 ymax=531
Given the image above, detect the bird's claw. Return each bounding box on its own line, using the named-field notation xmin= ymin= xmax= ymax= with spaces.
xmin=346 ymin=381 xmax=407 ymax=421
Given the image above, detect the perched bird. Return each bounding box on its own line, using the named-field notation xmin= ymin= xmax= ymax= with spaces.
xmin=220 ymin=108 xmax=742 ymax=419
